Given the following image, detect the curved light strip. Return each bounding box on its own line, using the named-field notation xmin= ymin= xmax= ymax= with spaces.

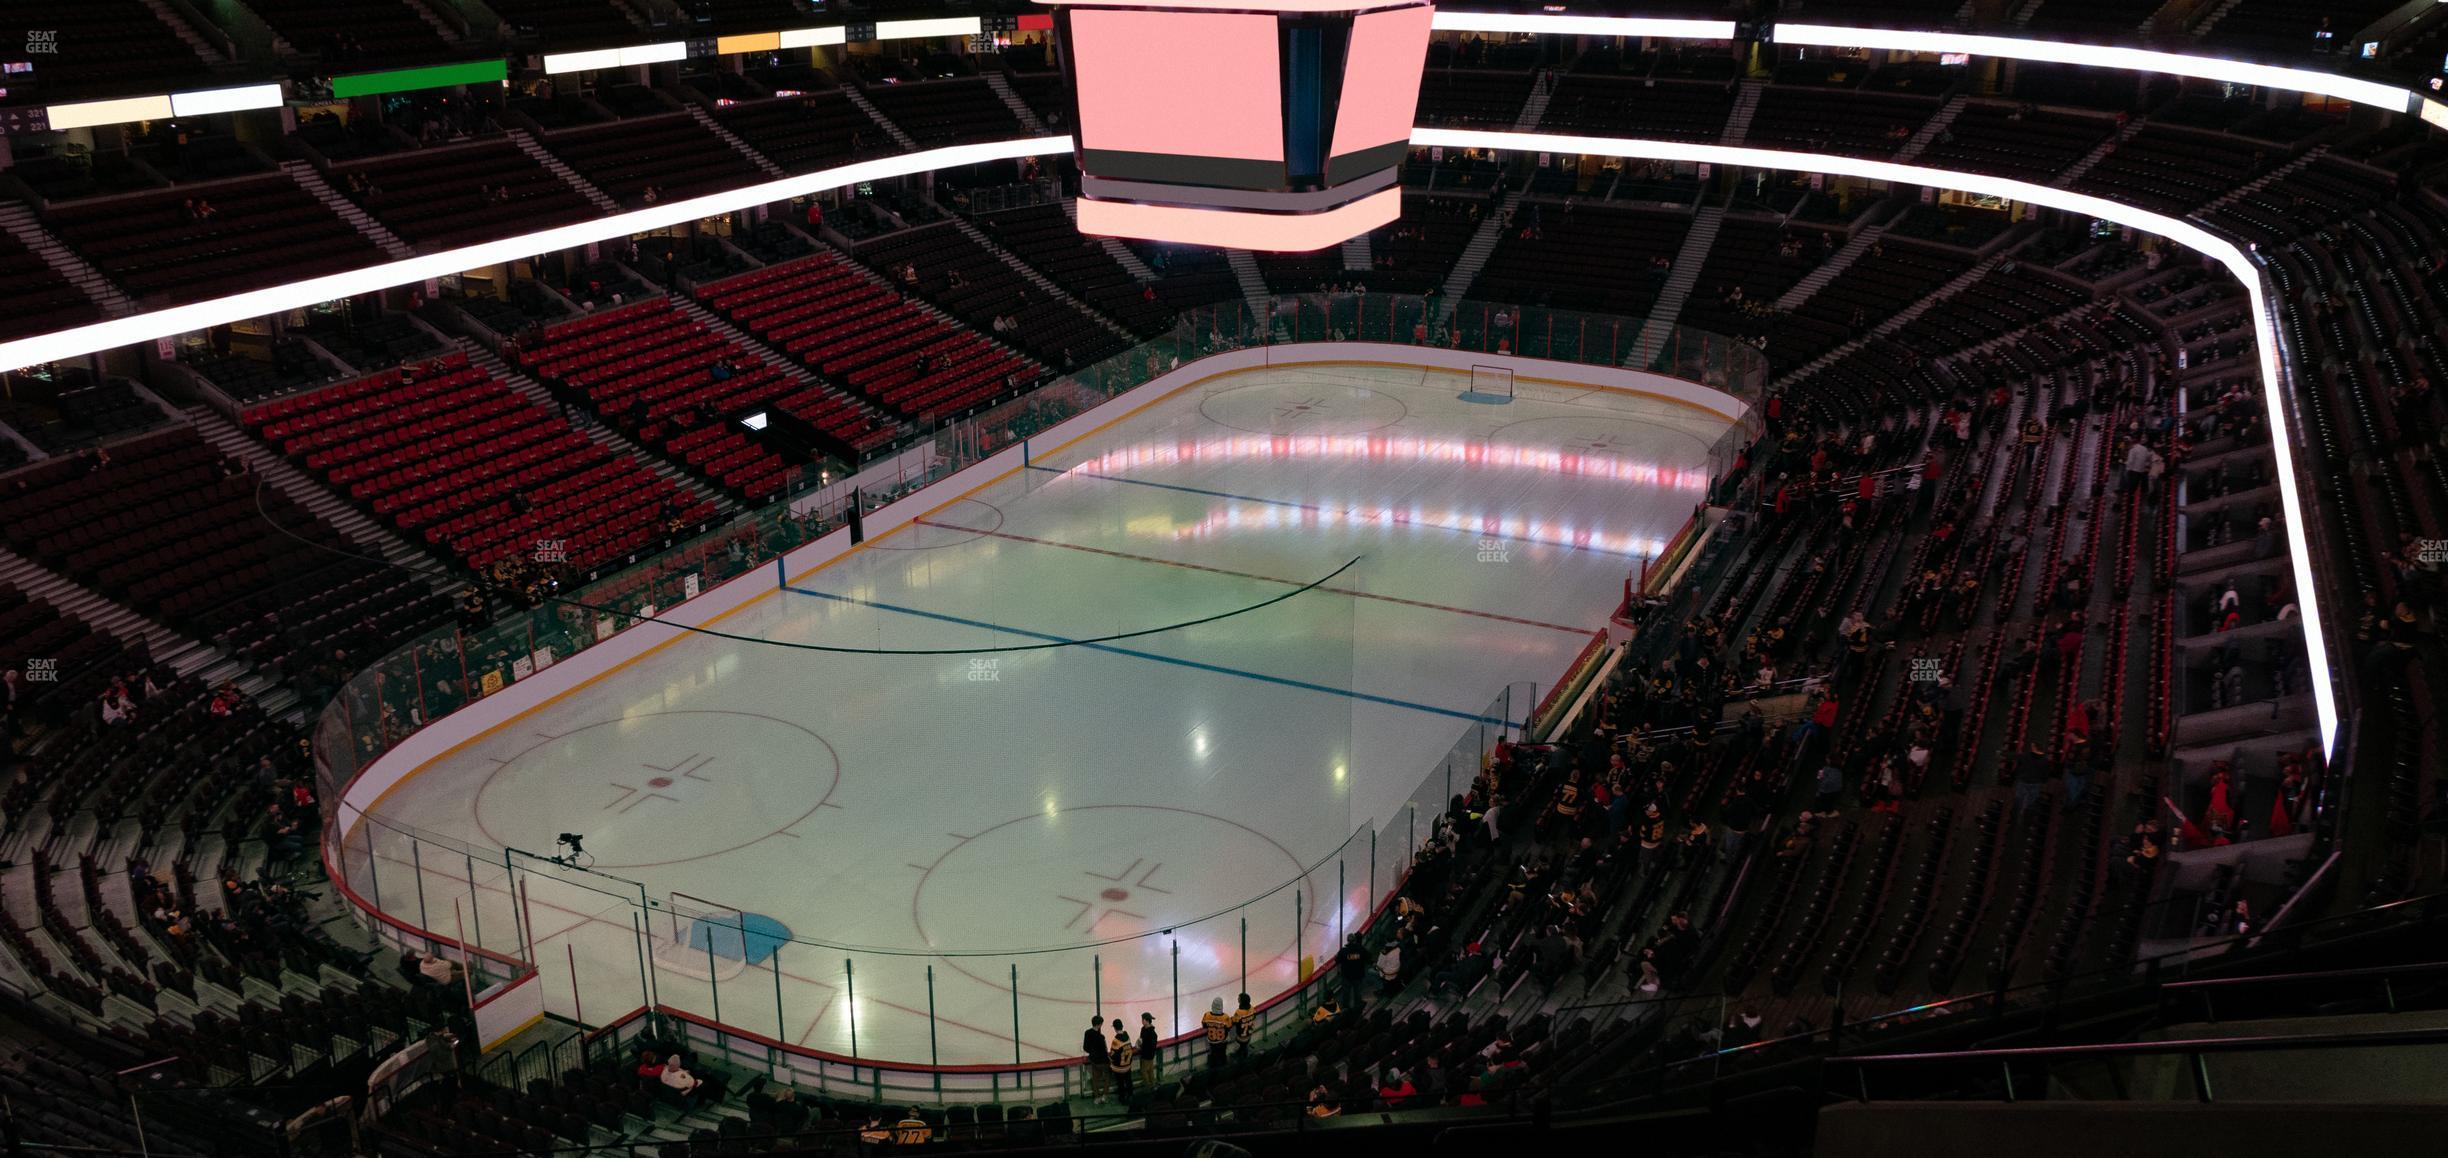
xmin=1772 ymin=24 xmax=2415 ymax=115
xmin=1430 ymin=12 xmax=1738 ymax=39
xmin=0 ymin=135 xmax=1073 ymax=374
xmin=1413 ymin=125 xmax=2335 ymax=754
xmin=0 ymin=123 xmax=2342 ymax=753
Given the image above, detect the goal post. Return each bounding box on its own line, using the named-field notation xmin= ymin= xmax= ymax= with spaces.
xmin=1469 ymin=364 xmax=1514 ymax=399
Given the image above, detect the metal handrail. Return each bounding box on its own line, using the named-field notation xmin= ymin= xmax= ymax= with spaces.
xmin=1553 ymin=891 xmax=2448 ymax=1110
xmin=1839 ymin=1024 xmax=2448 ymax=1064
xmin=2160 ymin=958 xmax=2448 ymax=990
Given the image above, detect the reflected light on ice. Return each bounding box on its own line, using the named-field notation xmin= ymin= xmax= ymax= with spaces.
xmin=1069 ymin=433 xmax=1711 ymax=491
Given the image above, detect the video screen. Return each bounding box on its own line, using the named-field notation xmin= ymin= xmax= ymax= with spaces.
xmin=1326 ymin=4 xmax=1432 ymax=184
xmin=1070 ymin=8 xmax=1287 ymax=189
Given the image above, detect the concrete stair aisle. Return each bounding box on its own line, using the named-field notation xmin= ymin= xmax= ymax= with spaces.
xmin=2011 ymin=0 xmax=2047 ymax=25
xmin=1949 ymin=291 xmax=2117 ymax=363
xmin=1226 ymin=249 xmax=1275 ymax=335
xmin=1773 ymin=245 xmax=2019 ymax=387
xmin=182 ymin=405 xmax=460 ymax=597
xmin=1434 ymin=185 xmax=1525 ymax=325
xmin=944 ymin=213 xmax=1137 ymax=341
xmin=744 ymin=224 xmax=984 ymax=345
xmin=1719 ymin=79 xmax=1763 ymax=146
xmin=1065 ymin=198 xmax=1159 ymax=281
xmin=0 ymin=422 xmax=43 ymax=463
xmin=603 ymin=0 xmax=654 ymax=30
xmin=1773 ymin=200 xmax=1905 ymax=312
xmin=88 ymin=815 xmax=153 ymax=886
xmin=1512 ymin=69 xmax=1556 ymax=131
xmin=2137 ymin=0 xmax=2186 ymax=33
xmin=455 ymin=335 xmax=735 ymax=516
xmin=838 ymin=86 xmax=920 ymax=151
xmin=0 ymin=201 xmax=135 ymax=316
xmin=1975 ymin=388 xmax=2032 ymax=526
xmin=984 ymin=71 xmax=1049 ymax=135
xmin=0 ymin=925 xmax=47 ymax=998
xmin=1632 ymin=200 xmax=1727 ymax=364
xmin=0 ymin=545 xmax=256 ymax=691
xmin=136 ymin=0 xmax=229 ymax=62
xmin=2051 ymin=117 xmax=2146 ymax=188
xmin=687 ymin=105 xmax=787 ymax=178
xmin=2189 ymin=0 xmax=2248 ymax=37
xmin=508 ymin=130 xmax=622 ymax=212
xmin=1894 ymin=94 xmax=1967 ymax=163
xmin=1342 ymin=230 xmax=1373 ymax=273
xmin=398 ymin=0 xmax=464 ymax=44
xmin=280 ymin=161 xmax=416 ymax=260
xmin=2195 ymin=145 xmax=2329 ymax=215
xmin=667 ymin=288 xmax=916 ymax=437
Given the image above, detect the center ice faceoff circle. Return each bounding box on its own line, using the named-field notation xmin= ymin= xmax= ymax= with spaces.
xmin=1196 ymin=377 xmax=1410 ymax=435
xmin=912 ymin=804 xmax=1313 ymax=1002
xmin=474 ymin=710 xmax=840 ymax=869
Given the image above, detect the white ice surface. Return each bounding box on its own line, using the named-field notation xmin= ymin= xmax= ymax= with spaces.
xmin=354 ymin=363 xmax=1724 ymax=1064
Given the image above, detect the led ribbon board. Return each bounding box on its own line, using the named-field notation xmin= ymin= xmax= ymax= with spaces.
xmin=1771 ymin=24 xmax=2416 ymax=114
xmin=1411 ymin=126 xmax=2339 ymax=757
xmin=0 ymin=136 xmax=1072 ymax=374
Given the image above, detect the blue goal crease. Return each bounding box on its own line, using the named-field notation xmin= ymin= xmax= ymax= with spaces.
xmin=779 ymin=584 xmax=1511 ymax=726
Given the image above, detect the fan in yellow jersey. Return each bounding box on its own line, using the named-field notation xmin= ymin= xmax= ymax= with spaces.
xmin=1199 ymin=997 xmax=1234 ymax=1071
xmin=1232 ymin=992 xmax=1256 ymax=1056
xmin=1107 ymin=1022 xmax=1137 ymax=1103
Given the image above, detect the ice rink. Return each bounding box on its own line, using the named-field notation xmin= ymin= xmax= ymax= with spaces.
xmin=350 ymin=360 xmax=1729 ymax=1064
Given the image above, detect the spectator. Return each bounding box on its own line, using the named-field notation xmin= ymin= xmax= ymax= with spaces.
xmin=659 ymin=1055 xmax=703 ymax=1109
xmin=1724 ymin=1008 xmax=1765 ymax=1048
xmin=2056 ymin=738 xmax=2092 ymax=811
xmin=1378 ymin=1068 xmax=1417 ymax=1109
xmin=1082 ymin=1014 xmax=1111 ymax=1100
xmin=1108 ymin=1022 xmax=1136 ymax=1103
xmin=2014 ymin=741 xmax=2052 ymax=816
xmin=1200 ymin=997 xmax=1232 ymax=1070
xmin=1137 ymin=1012 xmax=1159 ymax=1087
xmin=1306 ymin=1082 xmax=1341 ymax=1118
xmin=1650 ymin=911 xmax=1697 ymax=986
xmin=1336 ymin=934 xmax=1368 ymax=996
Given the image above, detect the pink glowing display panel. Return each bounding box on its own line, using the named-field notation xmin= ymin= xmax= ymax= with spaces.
xmin=1076 ymin=187 xmax=1402 ymax=251
xmin=1327 ymin=4 xmax=1432 ymax=165
xmin=1069 ymin=8 xmax=1286 ymax=162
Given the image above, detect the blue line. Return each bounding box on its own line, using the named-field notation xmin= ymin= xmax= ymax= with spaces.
xmin=1023 ymin=463 xmax=1649 ymax=560
xmin=783 ymin=585 xmax=1509 ymax=725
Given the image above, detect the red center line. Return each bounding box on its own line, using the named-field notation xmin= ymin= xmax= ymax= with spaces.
xmin=911 ymin=519 xmax=1595 ymax=635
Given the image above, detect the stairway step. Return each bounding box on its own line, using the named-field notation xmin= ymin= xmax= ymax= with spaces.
xmin=464 ymin=326 xmax=747 ymax=515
